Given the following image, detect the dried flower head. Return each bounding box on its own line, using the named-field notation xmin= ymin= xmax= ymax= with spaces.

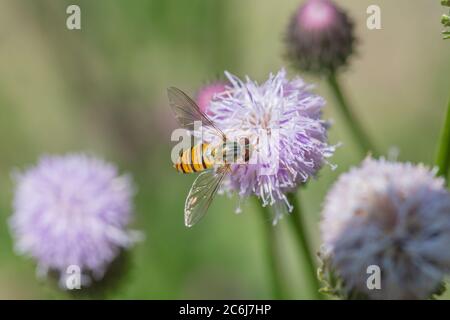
xmin=206 ymin=69 xmax=336 ymax=223
xmin=10 ymin=154 xmax=142 ymax=287
xmin=285 ymin=0 xmax=355 ymax=74
xmin=320 ymin=158 xmax=450 ymax=299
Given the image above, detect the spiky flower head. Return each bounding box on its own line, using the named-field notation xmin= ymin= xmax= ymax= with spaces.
xmin=205 ymin=69 xmax=335 ymax=223
xmin=196 ymin=82 xmax=228 ymax=114
xmin=10 ymin=154 xmax=142 ymax=287
xmin=320 ymin=158 xmax=450 ymax=299
xmin=285 ymin=0 xmax=355 ymax=74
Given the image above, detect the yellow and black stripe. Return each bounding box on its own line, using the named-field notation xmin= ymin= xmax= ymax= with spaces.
xmin=175 ymin=143 xmax=214 ymax=174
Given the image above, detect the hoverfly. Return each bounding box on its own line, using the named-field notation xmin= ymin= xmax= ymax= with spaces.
xmin=168 ymin=87 xmax=251 ymax=227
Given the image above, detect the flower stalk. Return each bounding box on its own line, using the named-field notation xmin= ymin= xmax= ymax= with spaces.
xmin=254 ymin=197 xmax=287 ymax=299
xmin=435 ymin=97 xmax=450 ymax=185
xmin=287 ymin=192 xmax=323 ymax=299
xmin=326 ymin=71 xmax=378 ymax=157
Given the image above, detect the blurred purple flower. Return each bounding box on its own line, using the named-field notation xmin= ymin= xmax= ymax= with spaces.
xmin=320 ymin=158 xmax=450 ymax=299
xmin=207 ymin=69 xmax=336 ymax=223
xmin=285 ymin=0 xmax=355 ymax=74
xmin=196 ymin=82 xmax=228 ymax=114
xmin=10 ymin=153 xmax=142 ymax=286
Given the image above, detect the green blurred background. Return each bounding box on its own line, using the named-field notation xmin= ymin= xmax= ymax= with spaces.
xmin=0 ymin=0 xmax=448 ymax=299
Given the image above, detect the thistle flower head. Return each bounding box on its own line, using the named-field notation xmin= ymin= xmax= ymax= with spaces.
xmin=285 ymin=0 xmax=355 ymax=74
xmin=206 ymin=69 xmax=335 ymax=222
xmin=320 ymin=158 xmax=450 ymax=299
xmin=196 ymin=82 xmax=228 ymax=114
xmin=10 ymin=154 xmax=142 ymax=286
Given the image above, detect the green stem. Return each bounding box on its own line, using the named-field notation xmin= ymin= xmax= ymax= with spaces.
xmin=287 ymin=192 xmax=323 ymax=299
xmin=435 ymin=97 xmax=450 ymax=185
xmin=326 ymin=72 xmax=378 ymax=157
xmin=254 ymin=197 xmax=287 ymax=299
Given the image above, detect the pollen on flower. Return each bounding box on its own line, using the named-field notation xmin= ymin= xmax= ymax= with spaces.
xmin=320 ymin=157 xmax=450 ymax=299
xmin=205 ymin=69 xmax=336 ymax=223
xmin=9 ymin=153 xmax=142 ymax=287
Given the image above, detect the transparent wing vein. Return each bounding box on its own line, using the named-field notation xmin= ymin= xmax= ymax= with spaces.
xmin=167 ymin=87 xmax=225 ymax=139
xmin=184 ymin=170 xmax=226 ymax=227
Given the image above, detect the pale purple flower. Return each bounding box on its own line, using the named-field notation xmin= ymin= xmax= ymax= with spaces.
xmin=285 ymin=0 xmax=355 ymax=74
xmin=206 ymin=69 xmax=336 ymax=222
xmin=10 ymin=153 xmax=142 ymax=286
xmin=320 ymin=158 xmax=450 ymax=299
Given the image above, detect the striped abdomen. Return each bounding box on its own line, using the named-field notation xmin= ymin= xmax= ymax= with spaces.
xmin=175 ymin=143 xmax=214 ymax=174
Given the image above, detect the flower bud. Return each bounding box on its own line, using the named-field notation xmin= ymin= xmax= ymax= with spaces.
xmin=285 ymin=0 xmax=355 ymax=74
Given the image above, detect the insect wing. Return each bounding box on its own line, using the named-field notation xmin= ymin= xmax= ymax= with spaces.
xmin=167 ymin=87 xmax=225 ymax=139
xmin=184 ymin=169 xmax=226 ymax=227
